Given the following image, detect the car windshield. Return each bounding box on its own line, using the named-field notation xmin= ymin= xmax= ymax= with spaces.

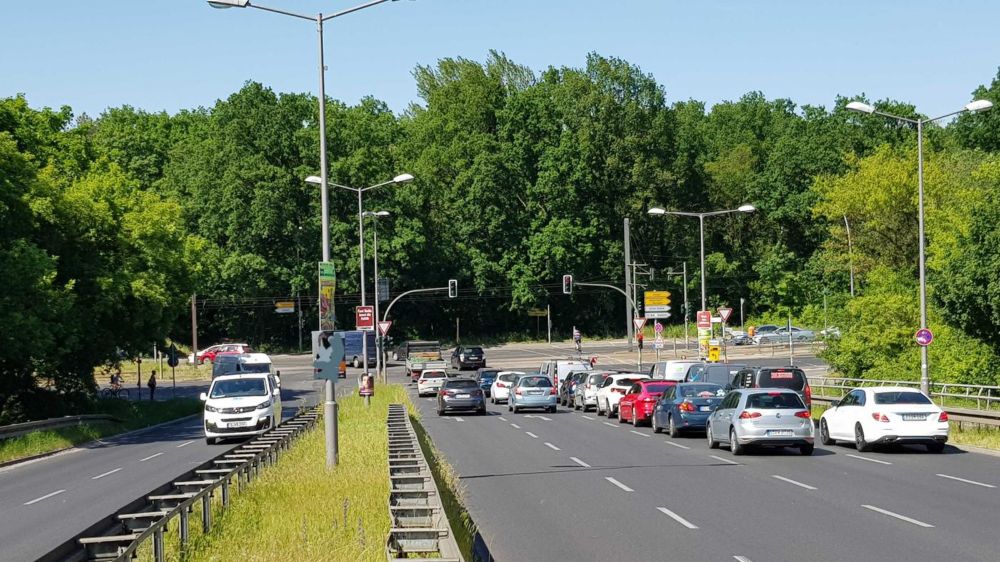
xmin=644 ymin=383 xmax=674 ymax=394
xmin=746 ymin=392 xmax=805 ymax=409
xmin=679 ymin=384 xmax=725 ymax=398
xmin=758 ymin=369 xmax=806 ymax=390
xmin=446 ymin=380 xmax=479 ymax=389
xmin=519 ymin=376 xmax=552 ymax=388
xmin=210 ymin=378 xmax=267 ymax=398
xmin=874 ymin=391 xmax=932 ymax=405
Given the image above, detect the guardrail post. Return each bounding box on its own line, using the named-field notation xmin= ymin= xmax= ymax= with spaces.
xmin=202 ymin=495 xmax=212 ymax=533
xmin=180 ymin=509 xmax=189 ymax=546
xmin=153 ymin=526 xmax=165 ymax=562
xmin=221 ymin=478 xmax=230 ymax=507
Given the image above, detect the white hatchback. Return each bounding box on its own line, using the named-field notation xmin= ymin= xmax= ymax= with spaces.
xmin=201 ymin=373 xmax=282 ymax=445
xmin=417 ymin=369 xmax=449 ymax=397
xmin=596 ymin=373 xmax=649 ymax=417
xmin=819 ymin=386 xmax=949 ymax=452
xmin=490 ymin=371 xmax=524 ymax=404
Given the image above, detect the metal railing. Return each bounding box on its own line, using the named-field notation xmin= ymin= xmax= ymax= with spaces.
xmin=385 ymin=404 xmax=463 ymax=562
xmin=39 ymin=407 xmax=319 ymax=562
xmin=0 ymin=415 xmax=118 ymax=440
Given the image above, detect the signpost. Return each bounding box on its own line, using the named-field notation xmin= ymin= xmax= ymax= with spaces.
xmin=633 ymin=317 xmax=647 ymax=369
xmin=275 ymin=301 xmax=295 ymax=314
xmin=378 ymin=320 xmax=392 ymax=337
xmin=644 ymin=291 xmax=672 ymax=319
xmin=356 ymin=306 xmax=375 ymax=331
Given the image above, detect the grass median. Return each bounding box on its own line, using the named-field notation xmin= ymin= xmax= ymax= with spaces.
xmin=0 ymin=398 xmax=202 ymax=464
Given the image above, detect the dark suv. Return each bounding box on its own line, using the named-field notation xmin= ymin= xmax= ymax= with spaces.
xmin=687 ymin=363 xmax=746 ymax=387
xmin=729 ymin=366 xmax=812 ymax=411
xmin=451 ymin=346 xmax=486 ymax=370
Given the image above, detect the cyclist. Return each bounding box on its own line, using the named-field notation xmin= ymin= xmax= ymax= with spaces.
xmin=573 ymin=326 xmax=582 ymax=352
xmin=110 ymin=368 xmax=123 ymax=390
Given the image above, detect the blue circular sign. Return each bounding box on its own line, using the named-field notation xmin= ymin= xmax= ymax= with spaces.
xmin=915 ymin=328 xmax=933 ymax=347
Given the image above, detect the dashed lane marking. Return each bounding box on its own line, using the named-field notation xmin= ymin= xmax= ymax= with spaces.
xmin=709 ymin=455 xmax=739 ymax=465
xmin=605 ymin=477 xmax=634 ymax=492
xmin=91 ymin=468 xmax=122 ymax=480
xmin=139 ymin=452 xmax=163 ymax=462
xmin=656 ymin=506 xmax=699 ymax=529
xmin=862 ymin=504 xmax=934 ymax=528
xmin=24 ymin=490 xmax=66 ymax=505
xmin=771 ymin=475 xmax=817 ymax=490
xmin=846 ymin=454 xmax=892 ymax=465
xmin=525 ymin=432 xmax=539 ymax=439
xmin=570 ymin=457 xmax=591 ymax=468
xmin=664 ymin=441 xmax=691 ymax=450
xmin=936 ymin=473 xmax=995 ymax=488
xmin=544 ymin=442 xmax=561 ymax=451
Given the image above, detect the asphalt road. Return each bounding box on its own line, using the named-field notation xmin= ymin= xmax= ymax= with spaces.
xmin=402 ymin=352 xmax=1000 ymax=562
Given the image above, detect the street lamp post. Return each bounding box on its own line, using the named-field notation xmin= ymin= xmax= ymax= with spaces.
xmin=847 ymin=98 xmax=993 ymax=395
xmin=209 ymin=0 xmax=408 ymax=469
xmin=844 ymin=214 xmax=855 ymax=297
xmin=364 ymin=210 xmax=391 ymax=382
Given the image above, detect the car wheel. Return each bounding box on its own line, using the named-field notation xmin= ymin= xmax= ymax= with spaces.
xmin=632 ymin=409 xmax=640 ymax=427
xmin=548 ymin=406 xmax=556 ymax=413
xmin=437 ymin=408 xmax=444 ymax=416
xmin=652 ymin=414 xmax=661 ymax=434
xmin=855 ymin=423 xmax=872 ymax=452
xmin=730 ymin=428 xmax=744 ymax=456
xmin=352 ymin=357 xmax=360 ymax=369
xmin=820 ymin=419 xmax=834 ymax=445
xmin=512 ymin=406 xmax=519 ymax=414
xmin=800 ymin=443 xmax=815 ymax=456
xmin=205 ymin=437 xmax=216 ymax=445
xmin=478 ymin=406 xmax=487 ymax=416
xmin=617 ymin=407 xmax=627 ymax=423
xmin=927 ymin=441 xmax=946 ymax=454
xmin=706 ymin=423 xmax=718 ymax=449
xmin=668 ymin=415 xmax=680 ymax=438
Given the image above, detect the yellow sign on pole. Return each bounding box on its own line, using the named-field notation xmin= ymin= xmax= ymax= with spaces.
xmin=644 ymin=291 xmax=672 ymax=307
xmin=708 ymin=344 xmax=721 ymax=362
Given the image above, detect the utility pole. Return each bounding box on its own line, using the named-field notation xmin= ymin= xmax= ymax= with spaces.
xmin=682 ymin=262 xmax=689 ymax=351
xmin=624 ymin=218 xmax=633 ymax=350
xmin=191 ymin=294 xmax=198 ymax=366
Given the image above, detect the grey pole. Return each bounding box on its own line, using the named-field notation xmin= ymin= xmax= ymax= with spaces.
xmin=682 ymin=262 xmax=689 ymax=350
xmin=371 ymin=216 xmax=382 ymax=382
xmin=624 ymin=218 xmax=633 ymax=350
xmin=358 ymin=188 xmax=369 ymax=382
xmin=699 ymin=214 xmax=706 ymax=313
xmin=917 ymin=119 xmax=929 ymax=396
xmin=844 ymin=215 xmax=855 ymax=297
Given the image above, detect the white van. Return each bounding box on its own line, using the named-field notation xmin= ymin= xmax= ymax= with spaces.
xmin=538 ymin=359 xmax=592 ymax=389
xmin=201 ymin=373 xmax=282 ymax=444
xmin=649 ymin=360 xmax=702 ymax=381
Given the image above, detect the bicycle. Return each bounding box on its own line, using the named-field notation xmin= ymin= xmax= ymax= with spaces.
xmin=100 ymin=386 xmax=130 ymax=400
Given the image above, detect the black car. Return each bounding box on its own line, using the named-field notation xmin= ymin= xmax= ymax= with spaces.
xmin=451 ymin=345 xmax=486 ymax=370
xmin=436 ymin=378 xmax=486 ymax=416
xmin=688 ymin=363 xmax=746 ymax=387
xmin=728 ymin=366 xmax=812 ymax=411
xmin=474 ymin=368 xmax=502 ymax=396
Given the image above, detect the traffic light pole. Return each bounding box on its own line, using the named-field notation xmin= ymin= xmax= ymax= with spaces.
xmin=571 ymin=282 xmax=639 ymax=319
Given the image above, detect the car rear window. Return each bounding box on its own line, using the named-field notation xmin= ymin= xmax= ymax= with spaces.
xmin=874 ymin=391 xmax=932 ymax=405
xmin=679 ymin=384 xmax=725 ymax=398
xmin=746 ymin=392 xmax=805 ymax=409
xmin=589 ymin=374 xmax=608 ymax=384
xmin=446 ymin=380 xmax=479 ymax=389
xmin=644 ymin=383 xmax=674 ymax=394
xmin=757 ymin=369 xmax=806 ymax=390
xmin=467 ymin=347 xmax=484 ymax=354
xmin=520 ymin=376 xmax=552 ymax=388
xmin=422 ymin=371 xmax=445 ymax=379
xmin=616 ymin=378 xmax=642 ymax=387
xmin=498 ymin=374 xmax=519 ymax=382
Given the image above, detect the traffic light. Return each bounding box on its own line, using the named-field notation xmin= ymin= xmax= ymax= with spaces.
xmin=448 ymin=279 xmax=458 ymax=298
xmin=563 ymin=274 xmax=573 ymax=295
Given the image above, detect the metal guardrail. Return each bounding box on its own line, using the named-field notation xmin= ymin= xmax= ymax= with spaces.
xmin=0 ymin=415 xmax=118 ymax=440
xmin=385 ymin=404 xmax=464 ymax=562
xmin=39 ymin=407 xmax=319 ymax=562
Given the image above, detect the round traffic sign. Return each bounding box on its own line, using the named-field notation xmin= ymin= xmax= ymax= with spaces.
xmin=914 ymin=328 xmax=933 ymax=347
xmin=654 ymin=321 xmax=663 ymax=334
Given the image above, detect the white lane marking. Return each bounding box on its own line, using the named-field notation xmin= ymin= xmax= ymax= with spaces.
xmin=176 ymin=440 xmax=194 ymax=448
xmin=733 ymin=557 xmax=753 ymax=562
xmin=139 ymin=452 xmax=164 ymax=462
xmin=24 ymin=489 xmax=66 ymax=505
xmin=771 ymin=475 xmax=817 ymax=490
xmin=630 ymin=430 xmax=649 ymax=437
xmin=605 ymin=477 xmax=634 ymax=492
xmin=525 ymin=432 xmax=539 ymax=439
xmin=656 ymin=506 xmax=699 ymax=529
xmin=454 ymin=417 xmax=465 ymax=422
xmin=524 ymin=415 xmax=552 ymax=421
xmin=936 ymin=473 xmax=996 ymax=488
xmin=846 ymin=454 xmax=892 ymax=465
xmin=709 ymin=455 xmax=739 ymax=465
xmin=580 ymin=415 xmax=595 ymax=420
xmin=510 ymin=423 xmax=521 ymax=429
xmin=570 ymin=457 xmax=591 ymax=468
xmin=498 ymin=417 xmax=507 ymax=422
xmin=91 ymin=468 xmax=122 ymax=480
xmin=861 ymin=504 xmax=934 ymax=528
xmin=544 ymin=442 xmax=561 ymax=451
xmin=603 ymin=422 xmax=617 ymax=428
xmin=425 ymin=398 xmax=434 ymax=402
xmin=665 ymin=440 xmax=691 ymax=450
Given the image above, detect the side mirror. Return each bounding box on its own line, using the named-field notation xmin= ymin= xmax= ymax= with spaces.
xmin=199 ymin=392 xmax=208 ymax=402
xmin=830 ymin=399 xmax=840 ymax=408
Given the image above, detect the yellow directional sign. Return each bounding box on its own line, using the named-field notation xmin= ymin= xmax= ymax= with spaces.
xmin=644 ymin=291 xmax=672 ymax=307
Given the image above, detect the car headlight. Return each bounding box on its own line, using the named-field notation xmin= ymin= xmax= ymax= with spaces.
xmin=256 ymin=399 xmax=272 ymax=410
xmin=205 ymin=404 xmax=220 ymax=413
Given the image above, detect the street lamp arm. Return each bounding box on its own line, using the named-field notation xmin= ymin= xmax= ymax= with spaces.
xmin=701 ymin=208 xmax=749 ymax=217
xmin=243 ymin=2 xmax=315 ymax=20
xmin=330 ymin=182 xmax=360 ymax=193
xmin=870 ymin=109 xmax=919 ymax=125
xmin=925 ymin=108 xmax=971 ymax=124
xmin=574 ymin=282 xmax=639 ymax=314
xmin=359 ymin=179 xmax=397 ymax=192
xmin=382 ymin=286 xmax=450 ymax=321
xmin=322 ymin=0 xmax=394 ymax=21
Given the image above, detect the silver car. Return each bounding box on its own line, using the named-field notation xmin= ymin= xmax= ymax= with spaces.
xmin=706 ymin=389 xmax=815 ymax=456
xmin=508 ymin=375 xmax=558 ymax=413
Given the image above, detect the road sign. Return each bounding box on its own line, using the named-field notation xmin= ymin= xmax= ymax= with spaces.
xmin=275 ymin=301 xmax=295 ymax=314
xmin=653 ymin=334 xmax=664 ymax=349
xmin=644 ymin=291 xmax=671 ymax=307
xmin=633 ymin=317 xmax=647 ymax=332
xmin=356 ymin=306 xmax=375 ymax=331
xmin=378 ymin=320 xmax=393 ymax=336
xmin=528 ymin=308 xmax=547 ymax=317
xmin=646 ymin=311 xmax=672 ymax=319
xmin=707 ymin=344 xmax=721 ymax=362
xmin=697 ymin=310 xmax=711 ymax=330
xmin=915 ymin=328 xmax=934 ymax=346
xmin=654 ymin=321 xmax=664 ymax=334
xmin=717 ymin=307 xmax=733 ymax=323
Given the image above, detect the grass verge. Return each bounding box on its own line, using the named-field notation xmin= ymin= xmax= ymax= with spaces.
xmin=0 ymin=398 xmax=202 ymax=464
xmin=810 ymin=403 xmax=1000 ymax=451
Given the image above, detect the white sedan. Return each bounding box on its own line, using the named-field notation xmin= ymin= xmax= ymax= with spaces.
xmin=819 ymin=386 xmax=949 ymax=453
xmin=595 ymin=373 xmax=649 ymax=418
xmin=490 ymin=371 xmax=524 ymax=404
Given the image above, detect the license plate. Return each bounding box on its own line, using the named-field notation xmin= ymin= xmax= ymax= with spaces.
xmin=699 ymin=406 xmax=712 ymax=412
xmin=768 ymin=429 xmax=793 ymax=436
xmin=456 ymin=394 xmax=470 ymax=399
xmin=528 ymin=391 xmax=543 ymax=395
xmin=228 ymin=421 xmax=251 ymax=428
xmin=903 ymin=414 xmax=927 ymax=421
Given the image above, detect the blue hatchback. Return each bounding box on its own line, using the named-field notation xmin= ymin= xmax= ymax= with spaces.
xmin=475 ymin=368 xmax=501 ymax=397
xmin=652 ymin=383 xmax=726 ymax=437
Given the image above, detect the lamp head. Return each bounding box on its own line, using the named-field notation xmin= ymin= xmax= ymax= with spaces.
xmin=393 ymin=173 xmax=414 ymax=184
xmin=305 ymin=176 xmax=323 ymax=185
xmin=846 ymin=101 xmax=876 ymax=114
xmin=207 ymin=0 xmax=249 ymax=8
xmin=738 ymin=204 xmax=756 ymax=213
xmin=375 ymin=210 xmax=391 ymax=217
xmin=648 ymin=207 xmax=666 ymax=216
xmin=965 ymin=99 xmax=994 ymax=113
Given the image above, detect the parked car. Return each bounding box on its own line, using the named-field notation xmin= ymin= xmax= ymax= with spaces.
xmin=729 ymin=366 xmax=812 ymax=411
xmin=474 ymin=368 xmax=502 ymax=396
xmin=754 ymin=326 xmax=814 ymax=344
xmin=730 ymin=335 xmax=752 ymax=346
xmin=558 ymin=371 xmax=590 ymax=407
xmin=687 ymin=363 xmax=746 ymax=387
xmin=819 ymin=387 xmax=948 ymax=453
xmin=618 ymin=380 xmax=678 ymax=427
xmin=652 ymin=383 xmax=726 ymax=436
xmin=508 ymin=375 xmax=558 ymax=413
xmin=596 ymin=373 xmax=650 ymax=418
xmin=416 ymin=369 xmax=448 ymax=397
xmin=750 ymin=324 xmax=780 ymax=339
xmin=451 ymin=345 xmax=486 ymax=370
xmin=573 ymin=371 xmax=613 ymax=411
xmin=436 ymin=378 xmax=486 ymax=416
xmin=649 ymin=360 xmax=702 ymax=381
xmin=201 ymin=373 xmax=281 ymax=445
xmin=706 ymin=389 xmax=815 ymax=455
xmin=197 ymin=343 xmax=252 ymax=364
xmin=490 ymin=371 xmax=524 ymax=404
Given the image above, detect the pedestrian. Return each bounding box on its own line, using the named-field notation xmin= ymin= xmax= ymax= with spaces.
xmin=637 ymin=332 xmax=644 ymax=350
xmin=148 ymin=370 xmax=158 ymax=401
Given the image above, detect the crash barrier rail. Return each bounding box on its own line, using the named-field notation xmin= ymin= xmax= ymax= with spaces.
xmin=385 ymin=403 xmax=464 ymax=562
xmin=810 ymin=376 xmax=1000 ymax=427
xmin=0 ymin=414 xmax=118 ymax=441
xmin=38 ymin=407 xmax=320 ymax=562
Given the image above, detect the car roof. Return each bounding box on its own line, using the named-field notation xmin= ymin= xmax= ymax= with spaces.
xmin=864 ymin=386 xmax=923 ymax=394
xmin=608 ymin=373 xmax=649 ymax=380
xmin=497 ymin=370 xmax=525 ymax=375
xmin=445 ymin=377 xmax=477 ymax=383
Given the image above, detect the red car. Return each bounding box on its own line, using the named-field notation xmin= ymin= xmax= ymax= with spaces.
xmin=197 ymin=343 xmax=252 ymax=364
xmin=618 ymin=380 xmax=678 ymax=427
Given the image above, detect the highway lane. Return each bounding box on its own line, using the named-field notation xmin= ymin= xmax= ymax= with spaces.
xmin=401 ymin=366 xmax=1000 ymax=562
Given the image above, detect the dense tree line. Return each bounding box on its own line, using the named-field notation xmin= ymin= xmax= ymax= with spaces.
xmin=3 ymin=53 xmax=1000 ymax=421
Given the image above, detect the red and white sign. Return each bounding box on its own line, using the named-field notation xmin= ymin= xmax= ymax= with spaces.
xmin=654 ymin=321 xmax=664 ymax=334
xmin=697 ymin=310 xmax=712 ymax=330
xmin=633 ymin=317 xmax=647 ymax=332
xmin=378 ymin=320 xmax=393 ymax=336
xmin=717 ymin=307 xmax=733 ymax=324
xmin=356 ymin=306 xmax=375 ymax=331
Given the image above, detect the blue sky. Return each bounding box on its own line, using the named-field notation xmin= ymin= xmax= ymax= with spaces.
xmin=2 ymin=1 xmax=999 ymax=118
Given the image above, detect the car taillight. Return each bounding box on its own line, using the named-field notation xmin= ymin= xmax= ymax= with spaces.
xmin=550 ymin=386 xmax=557 ymax=395
xmin=938 ymin=412 xmax=949 ymax=422
xmin=515 ymin=388 xmax=522 ymax=395
xmin=805 ymin=385 xmax=812 ymax=408
xmin=679 ymin=401 xmax=696 ymax=412
xmin=438 ymin=390 xmax=446 ymax=397
xmin=473 ymin=389 xmax=483 ymax=396
xmin=498 ymin=382 xmax=506 ymax=388
xmin=794 ymin=410 xmax=811 ymax=419
xmin=738 ymin=411 xmax=762 ymax=419
xmin=872 ymin=412 xmax=890 ymax=422
xmin=643 ymin=397 xmax=657 ymax=403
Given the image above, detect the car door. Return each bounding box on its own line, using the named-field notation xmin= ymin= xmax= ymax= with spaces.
xmin=829 ymin=390 xmax=861 ymax=439
xmin=656 ymin=386 xmax=676 ymax=426
xmin=712 ymin=392 xmax=740 ymax=440
xmin=621 ymin=383 xmax=640 ymax=419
